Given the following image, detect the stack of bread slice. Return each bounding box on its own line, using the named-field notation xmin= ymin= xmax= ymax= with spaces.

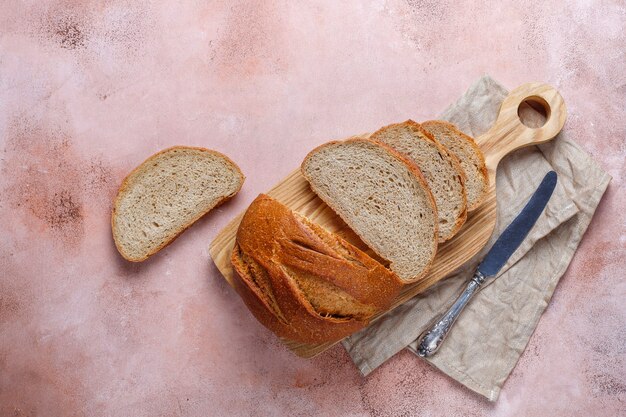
xmin=421 ymin=120 xmax=489 ymax=211
xmin=302 ymin=120 xmax=487 ymax=284
xmin=231 ymin=120 xmax=488 ymax=343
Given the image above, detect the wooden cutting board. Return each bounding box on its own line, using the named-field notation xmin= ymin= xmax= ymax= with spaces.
xmin=209 ymin=82 xmax=566 ymax=358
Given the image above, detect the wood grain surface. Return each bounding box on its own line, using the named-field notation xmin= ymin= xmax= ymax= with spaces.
xmin=209 ymin=82 xmax=566 ymax=357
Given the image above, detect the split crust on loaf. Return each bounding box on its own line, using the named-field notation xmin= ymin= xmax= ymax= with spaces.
xmin=231 ymin=194 xmax=403 ymax=343
xmin=112 ymin=146 xmax=244 ymax=262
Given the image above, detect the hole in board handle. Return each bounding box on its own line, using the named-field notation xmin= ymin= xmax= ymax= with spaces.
xmin=517 ymin=96 xmax=550 ymax=128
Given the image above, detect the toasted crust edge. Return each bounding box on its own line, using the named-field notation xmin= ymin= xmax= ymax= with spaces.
xmin=301 ymin=137 xmax=439 ymax=283
xmin=422 ymin=120 xmax=489 ymax=211
xmin=111 ymin=146 xmax=245 ymax=262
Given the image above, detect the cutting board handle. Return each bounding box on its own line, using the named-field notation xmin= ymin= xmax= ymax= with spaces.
xmin=478 ymin=82 xmax=567 ymax=175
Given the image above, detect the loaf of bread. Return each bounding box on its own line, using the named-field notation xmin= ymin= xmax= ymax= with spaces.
xmin=301 ymin=138 xmax=438 ymax=283
xmin=421 ymin=120 xmax=488 ymax=211
xmin=112 ymin=146 xmax=244 ymax=262
xmin=231 ymin=194 xmax=403 ymax=343
xmin=370 ymin=120 xmax=467 ymax=242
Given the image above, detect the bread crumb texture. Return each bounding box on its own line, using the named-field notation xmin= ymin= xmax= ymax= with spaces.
xmin=302 ymin=139 xmax=437 ymax=281
xmin=112 ymin=147 xmax=243 ymax=261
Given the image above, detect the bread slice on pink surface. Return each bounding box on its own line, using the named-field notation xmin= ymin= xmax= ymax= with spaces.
xmin=112 ymin=146 xmax=244 ymax=262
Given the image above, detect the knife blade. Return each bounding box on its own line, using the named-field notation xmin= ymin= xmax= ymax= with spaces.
xmin=416 ymin=171 xmax=558 ymax=357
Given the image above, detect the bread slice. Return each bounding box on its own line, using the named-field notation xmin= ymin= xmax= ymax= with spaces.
xmin=421 ymin=120 xmax=488 ymax=211
xmin=231 ymin=194 xmax=403 ymax=343
xmin=112 ymin=146 xmax=244 ymax=262
xmin=370 ymin=120 xmax=467 ymax=242
xmin=301 ymin=138 xmax=438 ymax=283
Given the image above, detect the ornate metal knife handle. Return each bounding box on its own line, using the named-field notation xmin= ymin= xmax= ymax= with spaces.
xmin=417 ymin=271 xmax=487 ymax=357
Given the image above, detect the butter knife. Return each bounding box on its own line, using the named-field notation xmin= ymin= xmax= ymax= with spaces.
xmin=416 ymin=171 xmax=558 ymax=357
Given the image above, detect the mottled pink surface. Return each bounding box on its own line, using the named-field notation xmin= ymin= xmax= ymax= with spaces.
xmin=1 ymin=1 xmax=624 ymax=416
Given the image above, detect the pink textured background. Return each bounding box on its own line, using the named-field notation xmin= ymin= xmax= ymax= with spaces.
xmin=1 ymin=1 xmax=624 ymax=416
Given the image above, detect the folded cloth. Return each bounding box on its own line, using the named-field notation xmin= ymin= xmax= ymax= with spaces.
xmin=342 ymin=75 xmax=611 ymax=401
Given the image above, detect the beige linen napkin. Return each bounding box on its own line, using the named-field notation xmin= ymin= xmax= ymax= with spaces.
xmin=342 ymin=76 xmax=611 ymax=401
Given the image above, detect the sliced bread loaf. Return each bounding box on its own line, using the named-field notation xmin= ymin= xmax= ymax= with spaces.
xmin=370 ymin=120 xmax=467 ymax=242
xmin=301 ymin=138 xmax=438 ymax=282
xmin=231 ymin=194 xmax=403 ymax=343
xmin=112 ymin=146 xmax=244 ymax=262
xmin=421 ymin=120 xmax=488 ymax=211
